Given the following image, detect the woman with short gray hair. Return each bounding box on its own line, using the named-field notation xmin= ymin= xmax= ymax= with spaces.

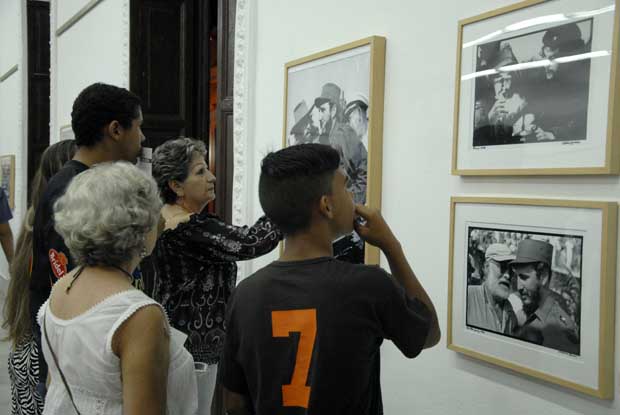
xmin=38 ymin=162 xmax=197 ymax=415
xmin=54 ymin=163 xmax=161 ymax=267
xmin=151 ymin=137 xmax=281 ymax=409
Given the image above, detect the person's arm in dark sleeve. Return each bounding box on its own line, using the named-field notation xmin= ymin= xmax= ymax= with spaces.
xmin=373 ymin=269 xmax=432 ymax=357
xmin=45 ymin=225 xmax=75 ymax=285
xmin=33 ymin=221 xmax=74 ymax=300
xmin=166 ymin=214 xmax=282 ymax=262
xmin=382 ymin=240 xmax=440 ymax=348
xmin=355 ymin=205 xmax=440 ymax=349
xmin=0 ymin=191 xmax=13 ymax=264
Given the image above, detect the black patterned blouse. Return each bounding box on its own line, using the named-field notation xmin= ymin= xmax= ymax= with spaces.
xmin=151 ymin=211 xmax=281 ymax=364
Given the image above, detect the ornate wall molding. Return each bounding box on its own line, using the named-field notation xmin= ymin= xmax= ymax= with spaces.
xmin=121 ymin=0 xmax=129 ymax=88
xmin=233 ymin=0 xmax=255 ymax=279
xmin=50 ymin=0 xmax=58 ymax=142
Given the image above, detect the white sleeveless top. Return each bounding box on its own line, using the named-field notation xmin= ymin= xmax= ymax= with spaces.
xmin=38 ymin=289 xmax=198 ymax=415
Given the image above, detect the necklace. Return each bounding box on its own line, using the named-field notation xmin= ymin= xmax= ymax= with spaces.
xmin=65 ymin=264 xmax=135 ymax=293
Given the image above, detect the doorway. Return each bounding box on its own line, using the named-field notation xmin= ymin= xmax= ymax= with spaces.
xmin=27 ymin=0 xmax=51 ymax=205
xmin=130 ymin=0 xmax=236 ymax=221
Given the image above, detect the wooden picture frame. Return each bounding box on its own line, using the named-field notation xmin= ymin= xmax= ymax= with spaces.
xmin=0 ymin=155 xmax=16 ymax=210
xmin=447 ymin=196 xmax=617 ymax=398
xmin=282 ymin=36 xmax=386 ymax=265
xmin=452 ymin=0 xmax=620 ymax=175
xmin=59 ymin=123 xmax=75 ymax=141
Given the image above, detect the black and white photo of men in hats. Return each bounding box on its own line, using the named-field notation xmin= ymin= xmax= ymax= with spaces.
xmin=511 ymin=238 xmax=580 ymax=355
xmin=288 ymin=100 xmax=319 ymax=145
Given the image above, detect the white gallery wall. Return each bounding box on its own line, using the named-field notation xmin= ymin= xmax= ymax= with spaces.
xmin=1 ymin=0 xmax=131 ymax=195
xmin=0 ymin=0 xmax=129 ymax=275
xmin=50 ymin=0 xmax=129 ymax=143
xmin=241 ymin=0 xmax=620 ymax=414
xmin=0 ymin=0 xmax=27 ymax=278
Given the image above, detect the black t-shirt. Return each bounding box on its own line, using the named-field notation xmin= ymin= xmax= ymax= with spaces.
xmin=30 ymin=160 xmax=89 ymax=306
xmin=219 ymin=257 xmax=431 ymax=415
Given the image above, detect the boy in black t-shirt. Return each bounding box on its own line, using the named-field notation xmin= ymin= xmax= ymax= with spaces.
xmin=30 ymin=83 xmax=144 ymax=392
xmin=219 ymin=144 xmax=440 ymax=414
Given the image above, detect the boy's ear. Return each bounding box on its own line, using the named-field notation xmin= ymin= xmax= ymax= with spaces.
xmin=318 ymin=195 xmax=334 ymax=220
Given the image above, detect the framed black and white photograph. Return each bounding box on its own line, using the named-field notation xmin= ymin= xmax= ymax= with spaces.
xmin=0 ymin=155 xmax=15 ymax=210
xmin=466 ymin=226 xmax=583 ymax=356
xmin=282 ymin=36 xmax=386 ymax=265
xmin=59 ymin=124 xmax=75 ymax=141
xmin=448 ymin=197 xmax=617 ymax=399
xmin=452 ymin=0 xmax=620 ymax=175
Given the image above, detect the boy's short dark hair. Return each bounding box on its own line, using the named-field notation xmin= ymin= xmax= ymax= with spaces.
xmin=71 ymin=83 xmax=142 ymax=147
xmin=259 ymin=144 xmax=340 ymax=236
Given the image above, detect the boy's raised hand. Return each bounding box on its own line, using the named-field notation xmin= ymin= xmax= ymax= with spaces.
xmin=354 ymin=204 xmax=399 ymax=252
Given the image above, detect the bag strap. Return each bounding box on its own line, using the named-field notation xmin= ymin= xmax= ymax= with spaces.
xmin=43 ymin=307 xmax=82 ymax=415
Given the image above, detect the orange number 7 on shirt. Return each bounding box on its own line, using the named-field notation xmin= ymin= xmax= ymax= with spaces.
xmin=271 ymin=309 xmax=317 ymax=408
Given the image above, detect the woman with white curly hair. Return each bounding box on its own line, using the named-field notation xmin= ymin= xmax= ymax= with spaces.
xmin=38 ymin=162 xmax=197 ymax=415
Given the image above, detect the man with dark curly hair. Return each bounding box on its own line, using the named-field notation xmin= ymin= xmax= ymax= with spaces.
xmin=30 ymin=82 xmax=144 ymax=396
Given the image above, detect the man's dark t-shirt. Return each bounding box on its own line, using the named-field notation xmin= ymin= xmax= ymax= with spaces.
xmin=219 ymin=257 xmax=431 ymax=415
xmin=30 ymin=160 xmax=88 ymax=384
xmin=31 ymin=160 xmax=88 ymax=300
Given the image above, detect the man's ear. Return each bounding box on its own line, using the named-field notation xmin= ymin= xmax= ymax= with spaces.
xmin=318 ymin=195 xmax=334 ymax=220
xmin=168 ymin=180 xmax=184 ymax=197
xmin=105 ymin=120 xmax=123 ymax=142
xmin=330 ymin=104 xmax=337 ymax=118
